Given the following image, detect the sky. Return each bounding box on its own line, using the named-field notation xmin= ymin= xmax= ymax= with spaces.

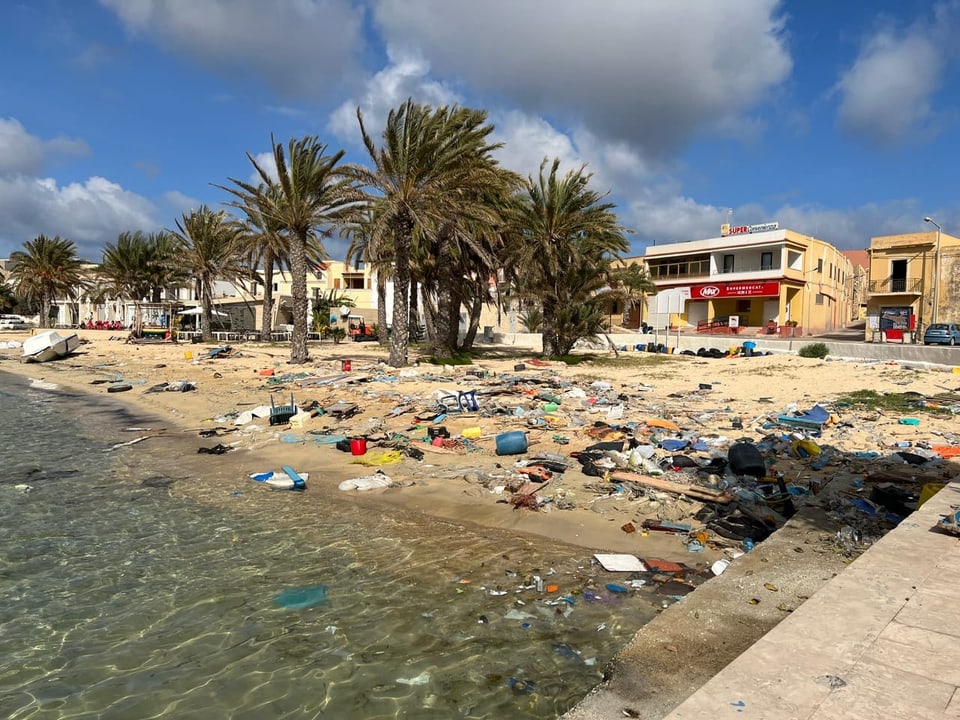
xmin=1 ymin=0 xmax=958 ymax=263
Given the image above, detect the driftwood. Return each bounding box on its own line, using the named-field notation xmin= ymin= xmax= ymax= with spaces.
xmin=608 ymin=470 xmax=735 ymax=504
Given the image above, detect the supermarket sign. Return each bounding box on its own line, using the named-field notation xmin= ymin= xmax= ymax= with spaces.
xmin=691 ymin=281 xmax=780 ymax=299
xmin=720 ymin=221 xmax=779 ymax=236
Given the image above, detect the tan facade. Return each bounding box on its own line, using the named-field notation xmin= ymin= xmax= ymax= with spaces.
xmin=865 ymin=230 xmax=960 ymax=341
xmin=639 ymin=228 xmax=855 ymax=335
xmin=264 ymin=261 xmax=380 ymax=329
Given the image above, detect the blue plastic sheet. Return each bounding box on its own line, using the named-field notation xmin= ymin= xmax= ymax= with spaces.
xmin=273 ymin=584 xmax=328 ymax=609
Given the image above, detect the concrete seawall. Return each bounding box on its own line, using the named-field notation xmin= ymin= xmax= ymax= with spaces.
xmin=487 ymin=331 xmax=960 ymax=368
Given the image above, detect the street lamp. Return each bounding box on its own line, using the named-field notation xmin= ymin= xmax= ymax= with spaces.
xmin=924 ymin=217 xmax=942 ymax=324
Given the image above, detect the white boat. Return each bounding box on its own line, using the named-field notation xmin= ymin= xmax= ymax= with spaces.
xmin=21 ymin=330 xmax=80 ymax=363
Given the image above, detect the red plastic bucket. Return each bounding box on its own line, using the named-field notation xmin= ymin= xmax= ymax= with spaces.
xmin=349 ymin=437 xmax=367 ymax=456
xmin=341 ymin=359 xmax=352 ymax=372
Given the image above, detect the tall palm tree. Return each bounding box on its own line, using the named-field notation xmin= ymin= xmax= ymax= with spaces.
xmin=7 ymin=235 xmax=87 ymax=328
xmin=347 ymin=100 xmax=516 ymax=365
xmin=220 ymin=136 xmax=354 ymax=363
xmin=505 ymin=158 xmax=631 ymax=356
xmin=168 ymin=206 xmax=247 ymax=342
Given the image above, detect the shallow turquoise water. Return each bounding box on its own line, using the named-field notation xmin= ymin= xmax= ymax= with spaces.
xmin=0 ymin=370 xmax=658 ymax=719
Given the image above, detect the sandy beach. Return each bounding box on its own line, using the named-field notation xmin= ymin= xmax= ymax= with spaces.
xmin=3 ymin=329 xmax=959 ymax=716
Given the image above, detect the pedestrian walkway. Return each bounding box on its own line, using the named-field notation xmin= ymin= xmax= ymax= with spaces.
xmin=664 ymin=482 xmax=960 ymax=719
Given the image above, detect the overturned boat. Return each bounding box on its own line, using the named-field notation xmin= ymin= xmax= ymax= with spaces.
xmin=21 ymin=330 xmax=80 ymax=363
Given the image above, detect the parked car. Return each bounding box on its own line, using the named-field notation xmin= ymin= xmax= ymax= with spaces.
xmin=0 ymin=314 xmax=33 ymax=330
xmin=923 ymin=323 xmax=960 ymax=346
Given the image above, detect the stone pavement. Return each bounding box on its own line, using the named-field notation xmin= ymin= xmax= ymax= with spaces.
xmin=663 ymin=482 xmax=960 ymax=719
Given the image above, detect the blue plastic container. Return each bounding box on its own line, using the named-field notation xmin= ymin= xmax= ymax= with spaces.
xmin=495 ymin=430 xmax=528 ymax=455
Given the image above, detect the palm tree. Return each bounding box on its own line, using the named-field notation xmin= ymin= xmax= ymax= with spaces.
xmin=347 ymin=100 xmax=517 ymax=365
xmin=101 ymin=231 xmax=186 ymax=337
xmin=7 ymin=235 xmax=87 ymax=328
xmin=344 ymin=208 xmax=393 ymax=347
xmin=612 ymin=262 xmax=658 ymax=329
xmin=505 ymin=158 xmax=631 ymax=356
xmin=168 ymin=206 xmax=247 ymax=342
xmin=220 ymin=136 xmax=354 ymax=363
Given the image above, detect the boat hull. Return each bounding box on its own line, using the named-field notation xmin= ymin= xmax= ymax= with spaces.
xmin=21 ymin=331 xmax=80 ymax=363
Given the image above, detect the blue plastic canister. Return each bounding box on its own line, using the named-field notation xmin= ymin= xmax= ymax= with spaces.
xmin=495 ymin=430 xmax=528 ymax=455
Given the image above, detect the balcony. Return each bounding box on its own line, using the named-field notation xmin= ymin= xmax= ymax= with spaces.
xmin=868 ymin=278 xmax=923 ymax=295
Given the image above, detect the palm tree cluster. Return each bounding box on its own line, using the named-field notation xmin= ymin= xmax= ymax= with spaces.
xmin=2 ymin=98 xmax=651 ymax=364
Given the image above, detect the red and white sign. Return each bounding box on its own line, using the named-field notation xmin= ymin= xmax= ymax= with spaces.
xmin=690 ymin=281 xmax=780 ymax=299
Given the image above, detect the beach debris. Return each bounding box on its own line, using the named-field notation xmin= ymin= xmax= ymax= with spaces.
xmin=338 ymin=471 xmax=393 ymax=491
xmin=250 ymin=467 xmax=308 ymax=490
xmin=594 ymin=554 xmax=647 ymax=572
xmin=273 ymin=583 xmax=327 ymax=609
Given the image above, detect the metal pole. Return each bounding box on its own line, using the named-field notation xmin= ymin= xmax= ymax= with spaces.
xmin=924 ymin=217 xmax=942 ymax=325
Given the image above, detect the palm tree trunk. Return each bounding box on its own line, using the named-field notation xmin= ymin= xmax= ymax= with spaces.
xmin=389 ymin=248 xmax=410 ymax=366
xmin=289 ymin=231 xmax=309 ymax=363
xmin=262 ymin=256 xmax=275 ymax=342
xmin=460 ymin=294 xmax=483 ymax=350
xmin=376 ymin=273 xmax=388 ymax=347
xmin=409 ymin=279 xmax=420 ymax=342
xmin=40 ymin=295 xmax=52 ymax=329
xmin=201 ymin=273 xmax=213 ymax=343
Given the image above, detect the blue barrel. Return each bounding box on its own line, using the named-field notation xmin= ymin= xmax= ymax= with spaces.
xmin=635 ymin=343 xmax=646 ymax=352
xmin=496 ymin=430 xmax=528 ymax=455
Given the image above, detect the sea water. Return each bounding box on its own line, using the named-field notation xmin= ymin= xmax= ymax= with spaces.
xmin=0 ymin=371 xmax=658 ymax=719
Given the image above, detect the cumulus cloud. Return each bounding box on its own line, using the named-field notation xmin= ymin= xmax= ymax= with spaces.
xmin=0 ymin=175 xmax=158 ymax=260
xmin=370 ymin=0 xmax=792 ymax=155
xmin=0 ymin=120 xmax=160 ymax=260
xmin=835 ymin=30 xmax=943 ymax=145
xmin=100 ymin=0 xmax=367 ymax=101
xmin=0 ymin=118 xmax=89 ymax=175
xmin=328 ymin=46 xmax=462 ymax=142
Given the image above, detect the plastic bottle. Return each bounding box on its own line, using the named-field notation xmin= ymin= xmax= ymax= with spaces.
xmin=742 ymin=538 xmax=755 ymax=552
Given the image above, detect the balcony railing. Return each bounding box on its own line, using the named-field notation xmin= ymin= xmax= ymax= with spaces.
xmin=868 ymin=278 xmax=923 ymax=294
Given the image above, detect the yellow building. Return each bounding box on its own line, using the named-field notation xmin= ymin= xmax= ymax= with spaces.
xmin=640 ymin=224 xmax=855 ymax=336
xmin=865 ymin=229 xmax=960 ymax=342
xmin=263 ymin=260 xmax=380 ymax=329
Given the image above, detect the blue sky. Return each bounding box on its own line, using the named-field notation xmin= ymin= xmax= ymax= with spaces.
xmin=1 ymin=0 xmax=958 ymax=262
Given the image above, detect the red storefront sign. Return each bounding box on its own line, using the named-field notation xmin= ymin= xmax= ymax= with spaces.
xmin=690 ymin=281 xmax=780 ymax=299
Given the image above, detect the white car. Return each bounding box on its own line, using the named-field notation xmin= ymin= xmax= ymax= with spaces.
xmin=0 ymin=314 xmax=33 ymax=330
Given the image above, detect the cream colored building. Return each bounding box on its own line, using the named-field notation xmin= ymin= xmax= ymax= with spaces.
xmin=639 ymin=224 xmax=855 ymax=336
xmin=865 ymin=229 xmax=960 ymax=342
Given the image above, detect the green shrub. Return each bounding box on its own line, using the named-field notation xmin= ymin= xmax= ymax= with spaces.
xmin=798 ymin=342 xmax=829 ymax=359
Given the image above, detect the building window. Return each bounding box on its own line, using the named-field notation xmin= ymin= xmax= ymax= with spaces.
xmin=817 ymin=259 xmax=823 ymax=273
xmin=273 ymin=282 xmax=279 ymax=292
xmin=761 ymin=252 xmax=773 ymax=270
xmin=723 ymin=255 xmax=735 ymax=273
xmin=816 ymin=293 xmax=825 ymax=305
xmin=736 ymin=299 xmax=751 ymax=313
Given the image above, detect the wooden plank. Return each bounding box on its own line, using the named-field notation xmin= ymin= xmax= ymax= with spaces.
xmin=609 ymin=470 xmax=734 ymax=503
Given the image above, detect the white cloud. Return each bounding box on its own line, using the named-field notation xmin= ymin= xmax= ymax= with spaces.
xmin=162 ymin=190 xmax=202 ymax=216
xmin=0 ymin=120 xmax=163 ymax=260
xmin=100 ymin=0 xmax=367 ymax=101
xmin=370 ymin=0 xmax=792 ymax=155
xmin=328 ymin=45 xmax=461 ymax=142
xmin=247 ymin=151 xmax=279 ymax=185
xmin=0 ymin=118 xmax=89 ymax=175
xmin=835 ymin=28 xmax=943 ymax=145
xmin=0 ymin=175 xmax=158 ymax=260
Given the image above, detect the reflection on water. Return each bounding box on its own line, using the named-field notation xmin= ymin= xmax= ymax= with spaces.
xmin=0 ymin=372 xmax=657 ymax=719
